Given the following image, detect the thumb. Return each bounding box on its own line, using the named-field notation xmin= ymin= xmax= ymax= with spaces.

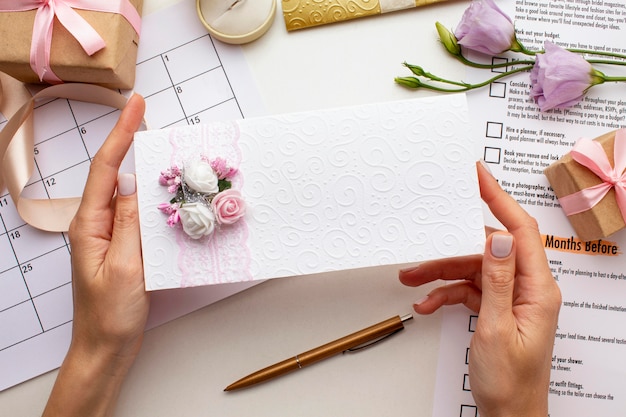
xmin=480 ymin=232 xmax=516 ymax=321
xmin=110 ymin=173 xmax=142 ymax=258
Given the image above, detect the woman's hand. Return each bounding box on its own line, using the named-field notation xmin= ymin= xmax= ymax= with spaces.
xmin=399 ymin=162 xmax=561 ymax=417
xmin=43 ymin=94 xmax=149 ymax=417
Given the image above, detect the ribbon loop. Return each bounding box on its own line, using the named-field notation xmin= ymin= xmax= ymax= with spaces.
xmin=0 ymin=0 xmax=141 ymax=83
xmin=0 ymin=72 xmax=133 ymax=232
xmin=559 ymin=129 xmax=626 ymax=222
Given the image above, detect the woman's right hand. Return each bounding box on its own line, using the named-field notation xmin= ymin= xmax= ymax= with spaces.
xmin=400 ymin=162 xmax=562 ymax=417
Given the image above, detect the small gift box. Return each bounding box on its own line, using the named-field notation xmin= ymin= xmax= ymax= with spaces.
xmin=544 ymin=129 xmax=626 ymax=242
xmin=0 ymin=0 xmax=143 ymax=89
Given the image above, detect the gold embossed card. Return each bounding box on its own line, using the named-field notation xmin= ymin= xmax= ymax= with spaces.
xmin=134 ymin=95 xmax=484 ymax=290
xmin=282 ymin=0 xmax=450 ymax=31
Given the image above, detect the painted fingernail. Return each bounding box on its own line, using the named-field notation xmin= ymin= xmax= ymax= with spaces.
xmin=491 ymin=233 xmax=513 ymax=258
xmin=415 ymin=295 xmax=429 ymax=305
xmin=478 ymin=159 xmax=493 ymax=175
xmin=118 ymin=173 xmax=136 ymax=196
xmin=400 ymin=265 xmax=420 ymax=274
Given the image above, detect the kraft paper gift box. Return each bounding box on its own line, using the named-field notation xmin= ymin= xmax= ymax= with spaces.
xmin=544 ymin=129 xmax=626 ymax=242
xmin=0 ymin=0 xmax=142 ymax=89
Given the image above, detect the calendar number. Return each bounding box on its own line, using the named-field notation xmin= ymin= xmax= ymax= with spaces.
xmin=176 ymin=86 xmax=183 ymax=94
xmin=80 ymin=126 xmax=87 ymax=135
xmin=45 ymin=178 xmax=57 ymax=187
xmin=34 ymin=147 xmax=39 ymax=155
xmin=21 ymin=263 xmax=33 ymax=274
xmin=10 ymin=230 xmax=21 ymax=240
xmin=188 ymin=115 xmax=201 ymax=125
xmin=0 ymin=197 xmax=8 ymax=207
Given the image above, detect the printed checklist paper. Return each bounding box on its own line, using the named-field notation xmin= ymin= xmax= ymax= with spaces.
xmin=134 ymin=95 xmax=486 ymax=290
xmin=431 ymin=1 xmax=626 ymax=416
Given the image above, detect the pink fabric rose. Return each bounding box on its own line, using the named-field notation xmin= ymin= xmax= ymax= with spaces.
xmin=530 ymin=42 xmax=605 ymax=112
xmin=211 ymin=189 xmax=246 ymax=225
xmin=455 ymin=0 xmax=516 ymax=55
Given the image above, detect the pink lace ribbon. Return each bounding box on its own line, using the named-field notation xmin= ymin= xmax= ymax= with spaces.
xmin=0 ymin=0 xmax=141 ymax=83
xmin=558 ymin=129 xmax=626 ymax=221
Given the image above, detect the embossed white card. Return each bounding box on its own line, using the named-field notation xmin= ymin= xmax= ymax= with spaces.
xmin=134 ymin=95 xmax=485 ymax=291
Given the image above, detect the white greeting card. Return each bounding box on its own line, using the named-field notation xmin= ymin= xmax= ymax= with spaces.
xmin=134 ymin=95 xmax=485 ymax=291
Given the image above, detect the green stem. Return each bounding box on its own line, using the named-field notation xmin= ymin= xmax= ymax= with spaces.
xmin=567 ymin=48 xmax=626 ymax=61
xmin=587 ymin=59 xmax=626 ymax=68
xmin=461 ymin=65 xmax=534 ymax=90
xmin=396 ymin=65 xmax=534 ymax=92
xmin=455 ymin=54 xmax=535 ymax=69
xmin=394 ymin=77 xmax=470 ymax=92
xmin=601 ymin=76 xmax=626 ymax=83
xmin=403 ymin=63 xmax=472 ymax=87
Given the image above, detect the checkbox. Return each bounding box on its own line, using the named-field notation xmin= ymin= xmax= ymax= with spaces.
xmin=491 ymin=57 xmax=509 ymax=73
xmin=483 ymin=146 xmax=501 ymax=164
xmin=463 ymin=374 xmax=471 ymax=391
xmin=460 ymin=404 xmax=478 ymax=417
xmin=468 ymin=315 xmax=478 ymax=332
xmin=489 ymin=81 xmax=506 ymax=98
xmin=486 ymin=121 xmax=503 ymax=138
xmin=483 ymin=147 xmax=501 ymax=164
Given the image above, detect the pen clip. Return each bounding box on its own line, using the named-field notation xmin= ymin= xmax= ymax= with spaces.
xmin=343 ymin=328 xmax=404 ymax=353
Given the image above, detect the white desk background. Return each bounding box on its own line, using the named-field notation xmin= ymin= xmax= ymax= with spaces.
xmin=1 ymin=0 xmax=468 ymax=415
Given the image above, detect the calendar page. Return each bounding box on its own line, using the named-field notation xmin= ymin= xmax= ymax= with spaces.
xmin=0 ymin=0 xmax=265 ymax=391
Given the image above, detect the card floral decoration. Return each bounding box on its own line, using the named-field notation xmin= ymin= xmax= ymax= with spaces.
xmin=395 ymin=0 xmax=626 ymax=112
xmin=158 ymin=157 xmax=245 ymax=239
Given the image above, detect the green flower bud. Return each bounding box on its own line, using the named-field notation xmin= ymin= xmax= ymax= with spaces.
xmin=435 ymin=22 xmax=461 ymax=56
xmin=395 ymin=77 xmax=422 ymax=89
xmin=403 ymin=63 xmax=426 ymax=77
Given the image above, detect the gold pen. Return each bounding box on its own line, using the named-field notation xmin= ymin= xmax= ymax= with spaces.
xmin=224 ymin=313 xmax=413 ymax=391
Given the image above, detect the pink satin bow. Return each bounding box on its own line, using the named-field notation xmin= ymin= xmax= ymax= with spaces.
xmin=0 ymin=0 xmax=141 ymax=83
xmin=559 ymin=129 xmax=626 ymax=221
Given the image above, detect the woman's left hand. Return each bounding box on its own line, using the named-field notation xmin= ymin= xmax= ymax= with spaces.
xmin=44 ymin=94 xmax=149 ymax=417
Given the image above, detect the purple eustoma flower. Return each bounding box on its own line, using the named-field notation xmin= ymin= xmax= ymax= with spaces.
xmin=455 ymin=0 xmax=517 ymax=56
xmin=530 ymin=42 xmax=605 ymax=112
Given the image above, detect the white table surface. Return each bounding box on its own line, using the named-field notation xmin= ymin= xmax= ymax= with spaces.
xmin=0 ymin=0 xmax=468 ymax=415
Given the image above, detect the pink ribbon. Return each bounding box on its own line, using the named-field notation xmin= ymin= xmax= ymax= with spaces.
xmin=559 ymin=129 xmax=626 ymax=221
xmin=0 ymin=0 xmax=141 ymax=83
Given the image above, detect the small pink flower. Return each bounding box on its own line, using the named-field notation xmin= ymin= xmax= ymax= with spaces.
xmin=455 ymin=0 xmax=516 ymax=55
xmin=158 ymin=203 xmax=181 ymax=227
xmin=211 ymin=189 xmax=246 ymax=225
xmin=158 ymin=202 xmax=176 ymax=214
xmin=167 ymin=211 xmax=180 ymax=227
xmin=159 ymin=166 xmax=181 ymax=184
xmin=159 ymin=166 xmax=182 ymax=194
xmin=529 ymin=42 xmax=605 ymax=111
xmin=210 ymin=157 xmax=238 ymax=179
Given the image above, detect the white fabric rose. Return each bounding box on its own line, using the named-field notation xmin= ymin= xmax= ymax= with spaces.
xmin=179 ymin=202 xmax=216 ymax=239
xmin=184 ymin=159 xmax=219 ymax=194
